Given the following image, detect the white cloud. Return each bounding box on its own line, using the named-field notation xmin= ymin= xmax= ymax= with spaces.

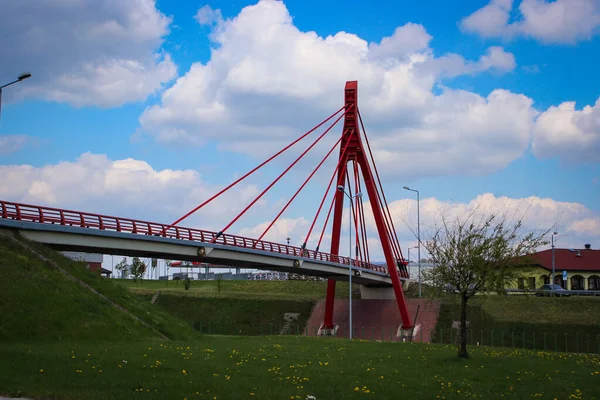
xmin=0 ymin=153 xmax=263 ymax=232
xmin=0 ymin=135 xmax=38 ymax=155
xmin=234 ymin=192 xmax=600 ymax=261
xmin=139 ymin=0 xmax=527 ymax=179
xmin=532 ymin=97 xmax=600 ymax=163
xmin=0 ymin=0 xmax=177 ymax=107
xmin=460 ymin=0 xmax=600 ymax=44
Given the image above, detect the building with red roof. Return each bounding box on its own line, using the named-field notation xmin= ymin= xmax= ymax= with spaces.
xmin=516 ymin=243 xmax=600 ymax=291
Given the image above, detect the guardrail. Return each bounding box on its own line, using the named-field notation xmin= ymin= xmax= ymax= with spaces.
xmin=0 ymin=200 xmax=409 ymax=278
xmin=506 ymin=289 xmax=600 ymax=297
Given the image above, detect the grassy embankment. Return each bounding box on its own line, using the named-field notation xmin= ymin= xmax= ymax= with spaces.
xmin=434 ymin=295 xmax=600 ymax=352
xmin=0 ymin=233 xmax=198 ymax=341
xmin=1 ymin=336 xmax=599 ymax=400
xmin=117 ymin=279 xmax=360 ymax=336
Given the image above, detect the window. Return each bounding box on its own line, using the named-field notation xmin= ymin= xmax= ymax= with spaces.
xmin=589 ymin=276 xmax=599 ymax=290
xmin=528 ymin=277 xmax=536 ymax=290
xmin=541 ymin=275 xmax=550 ymax=285
xmin=518 ymin=278 xmax=525 ymax=290
xmin=554 ymin=275 xmax=564 ymax=288
xmin=571 ymin=275 xmax=584 ymax=290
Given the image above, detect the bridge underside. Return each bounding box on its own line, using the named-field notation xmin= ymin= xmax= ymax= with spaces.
xmin=0 ymin=220 xmax=395 ymax=287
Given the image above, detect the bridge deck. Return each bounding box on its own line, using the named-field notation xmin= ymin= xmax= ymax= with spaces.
xmin=0 ymin=201 xmax=410 ymax=286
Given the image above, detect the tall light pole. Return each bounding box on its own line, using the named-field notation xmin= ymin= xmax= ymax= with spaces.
xmin=337 ymin=184 xmax=362 ymax=339
xmin=551 ymin=231 xmax=558 ymax=286
xmin=403 ymin=186 xmax=421 ymax=297
xmin=0 ymin=73 xmax=32 ymax=119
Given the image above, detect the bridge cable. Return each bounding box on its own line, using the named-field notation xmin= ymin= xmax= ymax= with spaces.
xmin=302 ymin=136 xmax=353 ymax=251
xmin=168 ymin=106 xmax=345 ymax=229
xmin=256 ymin=134 xmax=344 ymax=243
xmin=354 ymin=162 xmax=371 ymax=264
xmin=358 ymin=108 xmax=404 ymax=261
xmin=351 ymin=160 xmax=363 ymax=264
xmin=315 ymin=177 xmax=339 ymax=254
xmin=211 ymin=106 xmax=352 ymax=241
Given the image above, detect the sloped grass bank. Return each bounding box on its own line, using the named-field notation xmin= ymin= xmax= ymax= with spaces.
xmin=0 ymin=233 xmax=198 ymax=341
xmin=150 ymin=294 xmax=316 ymax=336
xmin=434 ymin=295 xmax=600 ymax=352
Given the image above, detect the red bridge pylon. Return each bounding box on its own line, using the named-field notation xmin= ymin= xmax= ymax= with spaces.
xmin=321 ymin=81 xmax=413 ymax=332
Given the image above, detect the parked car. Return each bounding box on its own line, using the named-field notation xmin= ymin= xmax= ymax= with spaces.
xmin=536 ymin=284 xmax=571 ymax=297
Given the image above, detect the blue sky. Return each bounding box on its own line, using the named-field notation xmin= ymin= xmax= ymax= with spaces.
xmin=0 ymin=0 xmax=599 ymax=267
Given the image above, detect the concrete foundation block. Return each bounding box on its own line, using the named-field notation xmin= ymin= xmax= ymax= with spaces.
xmin=317 ymin=324 xmax=339 ymax=336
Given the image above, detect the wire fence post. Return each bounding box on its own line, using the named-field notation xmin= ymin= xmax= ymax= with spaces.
xmin=501 ymin=330 xmax=504 ymax=347
xmin=522 ymin=331 xmax=525 ymax=349
xmin=565 ymin=333 xmax=568 ymax=353
xmin=544 ymin=332 xmax=546 ymax=351
xmin=533 ymin=332 xmax=536 ymax=351
xmin=554 ymin=333 xmax=557 ymax=352
xmin=587 ymin=334 xmax=590 ymax=354
xmin=481 ymin=330 xmax=483 ymax=347
xmin=512 ymin=331 xmax=515 ymax=348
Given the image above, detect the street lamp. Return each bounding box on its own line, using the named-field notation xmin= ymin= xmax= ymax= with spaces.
xmin=403 ymin=186 xmax=421 ymax=297
xmin=337 ymin=184 xmax=362 ymax=339
xmin=286 ymin=237 xmax=290 ymax=246
xmin=551 ymin=231 xmax=558 ymax=286
xmin=0 ymin=73 xmax=32 ymax=119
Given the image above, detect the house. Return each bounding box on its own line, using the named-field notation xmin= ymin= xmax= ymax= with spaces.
xmin=62 ymin=251 xmax=111 ymax=278
xmin=514 ymin=244 xmax=599 ymax=291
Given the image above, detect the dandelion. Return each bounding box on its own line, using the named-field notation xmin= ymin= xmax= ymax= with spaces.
xmin=39 ymin=369 xmax=44 ymax=373
xmin=182 ymin=369 xmax=187 ymax=375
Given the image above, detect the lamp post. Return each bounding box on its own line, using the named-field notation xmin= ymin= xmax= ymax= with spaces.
xmin=286 ymin=237 xmax=290 ymax=246
xmin=403 ymin=186 xmax=421 ymax=297
xmin=551 ymin=231 xmax=558 ymax=286
xmin=0 ymin=73 xmax=32 ymax=119
xmin=337 ymin=184 xmax=362 ymax=339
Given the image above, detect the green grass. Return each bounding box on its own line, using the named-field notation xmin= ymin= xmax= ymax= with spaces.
xmin=0 ymin=234 xmax=198 ymax=341
xmin=1 ymin=336 xmax=598 ymax=400
xmin=434 ymin=295 xmax=600 ymax=352
xmin=116 ymin=278 xmax=359 ymax=300
xmin=148 ymin=294 xmax=316 ymax=336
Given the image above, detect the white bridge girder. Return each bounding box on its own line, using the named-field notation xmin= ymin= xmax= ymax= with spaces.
xmin=0 ymin=219 xmax=395 ymax=286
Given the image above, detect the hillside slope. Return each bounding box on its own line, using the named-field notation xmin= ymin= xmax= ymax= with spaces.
xmin=0 ymin=232 xmax=197 ymax=341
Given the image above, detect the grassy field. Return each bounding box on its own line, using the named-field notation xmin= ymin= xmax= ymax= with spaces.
xmin=1 ymin=336 xmax=598 ymax=400
xmin=434 ymin=295 xmax=600 ymax=352
xmin=149 ymin=294 xmax=316 ymax=336
xmin=116 ymin=278 xmax=358 ymax=300
xmin=0 ymin=234 xmax=198 ymax=341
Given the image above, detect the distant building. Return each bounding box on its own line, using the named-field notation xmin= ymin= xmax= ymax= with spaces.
xmin=62 ymin=251 xmax=111 ymax=278
xmin=512 ymin=244 xmax=599 ymax=290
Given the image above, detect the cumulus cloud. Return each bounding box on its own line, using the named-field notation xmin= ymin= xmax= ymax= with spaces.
xmin=0 ymin=135 xmax=38 ymax=155
xmin=0 ymin=153 xmax=264 ymax=232
xmin=232 ymin=192 xmax=600 ymax=262
xmin=532 ymin=97 xmax=600 ymax=163
xmin=0 ymin=0 xmax=177 ymax=107
xmin=460 ymin=0 xmax=600 ymax=44
xmin=138 ymin=0 xmax=527 ymax=179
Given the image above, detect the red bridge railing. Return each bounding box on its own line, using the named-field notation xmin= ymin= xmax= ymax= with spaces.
xmin=0 ymin=200 xmax=409 ymax=278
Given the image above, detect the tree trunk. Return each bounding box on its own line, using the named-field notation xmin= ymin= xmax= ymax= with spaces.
xmin=458 ymin=294 xmax=469 ymax=358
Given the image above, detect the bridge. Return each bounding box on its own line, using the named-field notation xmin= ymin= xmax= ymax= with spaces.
xmin=0 ymin=81 xmax=415 ymax=331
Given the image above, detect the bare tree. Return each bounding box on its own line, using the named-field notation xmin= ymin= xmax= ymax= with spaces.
xmin=422 ymin=208 xmax=550 ymax=358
